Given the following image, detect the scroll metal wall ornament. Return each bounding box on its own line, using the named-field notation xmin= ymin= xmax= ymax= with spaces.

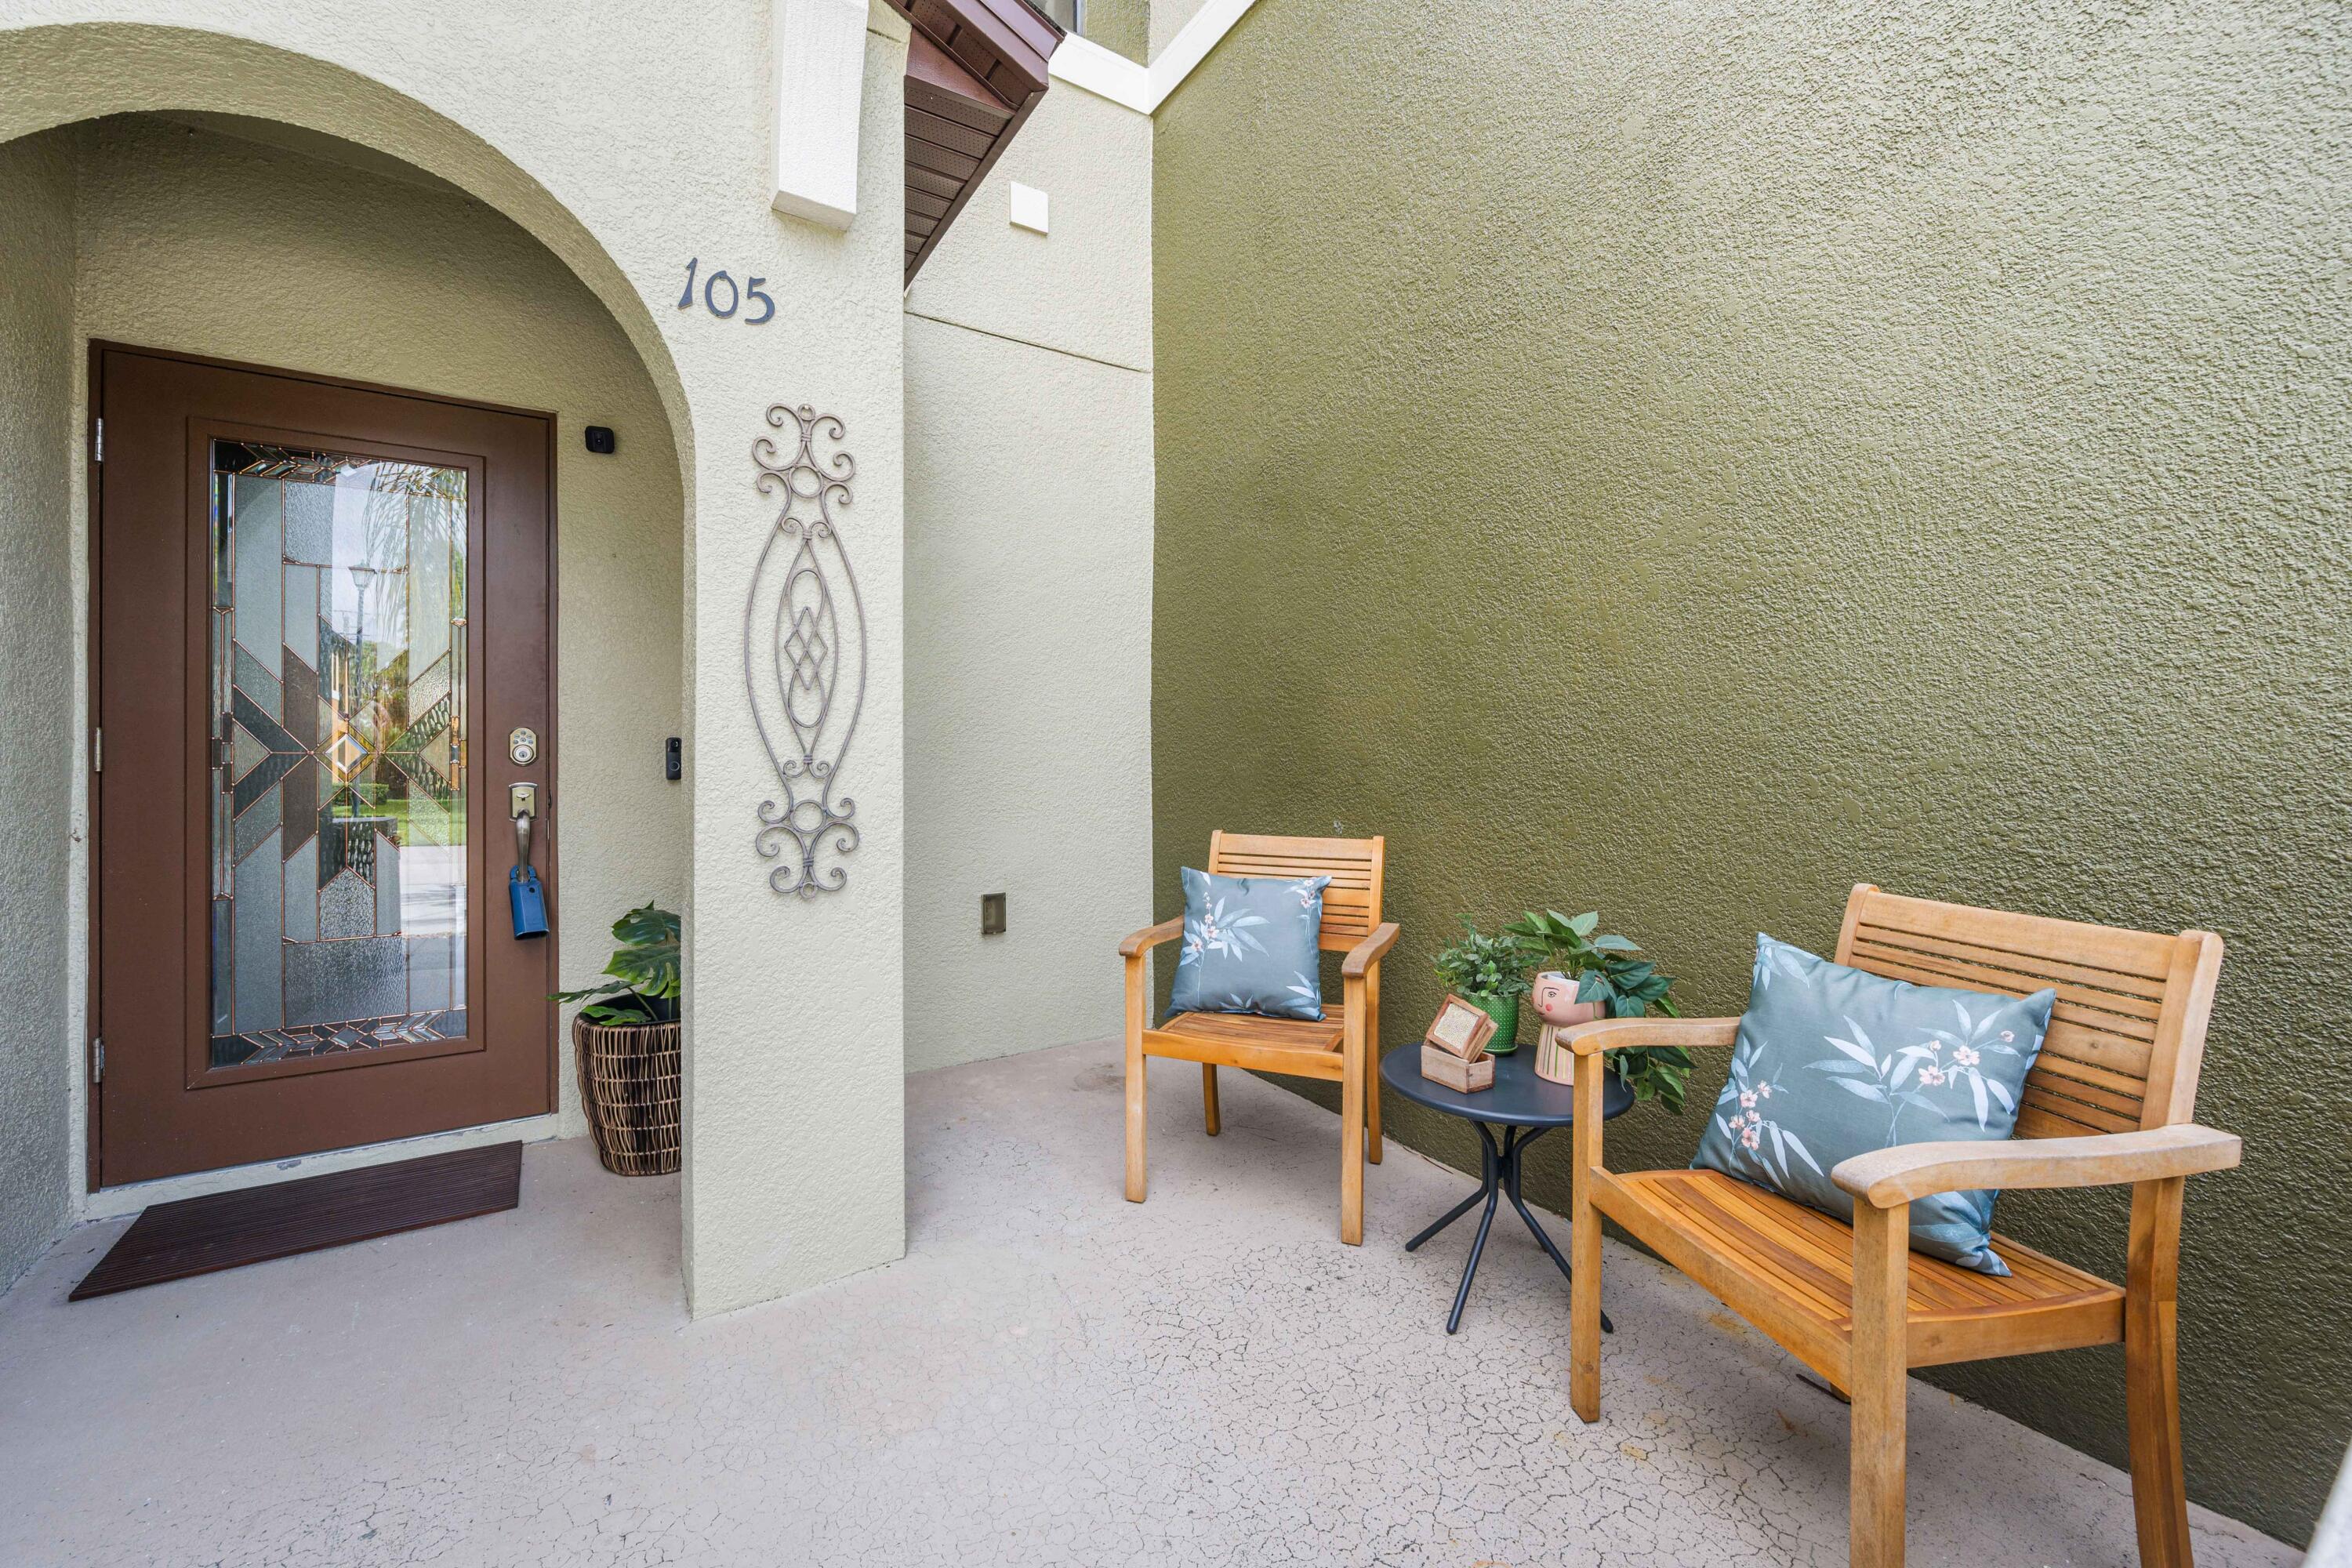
xmin=747 ymin=405 xmax=866 ymax=897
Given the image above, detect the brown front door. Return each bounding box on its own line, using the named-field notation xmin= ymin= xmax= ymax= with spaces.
xmin=93 ymin=344 xmax=557 ymax=1186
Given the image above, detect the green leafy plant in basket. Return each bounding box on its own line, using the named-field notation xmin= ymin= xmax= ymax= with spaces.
xmin=555 ymin=903 xmax=681 ymax=1025
xmin=1503 ymin=909 xmax=1691 ymax=1111
xmin=1432 ymin=920 xmax=1539 ymax=1051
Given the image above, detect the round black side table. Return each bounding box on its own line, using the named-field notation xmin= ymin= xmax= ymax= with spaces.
xmin=1380 ymin=1040 xmax=1635 ymax=1334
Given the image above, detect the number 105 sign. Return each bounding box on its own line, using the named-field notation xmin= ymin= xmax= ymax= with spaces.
xmin=677 ymin=258 xmax=775 ymax=325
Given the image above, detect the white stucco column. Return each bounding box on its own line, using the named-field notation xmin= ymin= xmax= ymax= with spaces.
xmin=677 ymin=9 xmax=912 ymax=1317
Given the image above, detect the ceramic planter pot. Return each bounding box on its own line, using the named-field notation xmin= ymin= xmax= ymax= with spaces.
xmin=1532 ymin=971 xmax=1608 ymax=1085
xmin=1531 ymin=971 xmax=1607 ymax=1029
xmin=1466 ymin=991 xmax=1522 ymax=1053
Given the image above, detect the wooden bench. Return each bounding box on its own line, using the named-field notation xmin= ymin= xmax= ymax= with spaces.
xmin=1119 ymin=833 xmax=1399 ymax=1243
xmin=1564 ymin=884 xmax=2241 ymax=1567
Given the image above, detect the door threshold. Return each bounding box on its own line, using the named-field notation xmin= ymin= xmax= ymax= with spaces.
xmin=80 ymin=1114 xmax=561 ymax=1224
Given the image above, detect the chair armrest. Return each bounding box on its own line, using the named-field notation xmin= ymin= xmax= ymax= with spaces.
xmin=1341 ymin=921 xmax=1401 ymax=978
xmin=1118 ymin=916 xmax=1183 ymax=959
xmin=1566 ymin=1016 xmax=1742 ymax=1056
xmin=1832 ymin=1123 xmax=2243 ymax=1208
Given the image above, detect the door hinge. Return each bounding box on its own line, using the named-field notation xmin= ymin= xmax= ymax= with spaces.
xmin=93 ymin=417 xmax=103 ymax=464
xmin=91 ymin=728 xmax=102 ymax=774
xmin=92 ymin=1036 xmax=104 ymax=1085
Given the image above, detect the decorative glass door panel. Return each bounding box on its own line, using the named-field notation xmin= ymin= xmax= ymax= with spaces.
xmin=207 ymin=441 xmax=470 ymax=1069
xmin=97 ymin=344 xmax=550 ymax=1185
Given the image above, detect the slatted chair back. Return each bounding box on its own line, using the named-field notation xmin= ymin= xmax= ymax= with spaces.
xmin=1832 ymin=885 xmax=2224 ymax=1139
xmin=1207 ymin=832 xmax=1386 ymax=953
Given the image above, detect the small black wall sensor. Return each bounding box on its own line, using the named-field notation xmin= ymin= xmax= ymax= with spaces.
xmin=665 ymin=736 xmax=682 ymax=781
xmin=585 ymin=425 xmax=617 ymax=455
xmin=981 ymin=892 xmax=1007 ymax=936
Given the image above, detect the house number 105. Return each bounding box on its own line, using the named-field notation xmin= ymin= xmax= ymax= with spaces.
xmin=677 ymin=259 xmax=775 ymax=325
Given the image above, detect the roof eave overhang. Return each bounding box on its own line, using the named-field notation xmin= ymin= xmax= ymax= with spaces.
xmin=891 ymin=0 xmax=1062 ymax=282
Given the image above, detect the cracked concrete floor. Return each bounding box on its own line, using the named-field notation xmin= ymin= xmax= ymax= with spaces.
xmin=0 ymin=1040 xmax=2299 ymax=1567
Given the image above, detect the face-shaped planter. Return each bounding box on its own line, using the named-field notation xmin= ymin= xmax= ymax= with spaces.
xmin=1531 ymin=971 xmax=1605 ymax=1086
xmin=1531 ymin=971 xmax=1606 ymax=1028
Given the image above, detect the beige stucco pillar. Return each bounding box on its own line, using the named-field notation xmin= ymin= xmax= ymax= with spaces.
xmin=0 ymin=0 xmax=913 ymax=1314
xmin=677 ymin=13 xmax=913 ymax=1317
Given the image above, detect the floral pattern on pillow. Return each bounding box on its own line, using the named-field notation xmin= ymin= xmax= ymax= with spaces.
xmin=1693 ymin=935 xmax=2053 ymax=1275
xmin=1170 ymin=867 xmax=1330 ymax=1021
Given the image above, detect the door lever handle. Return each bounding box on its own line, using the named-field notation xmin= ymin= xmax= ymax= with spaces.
xmin=510 ymin=782 xmax=539 ymax=869
xmin=508 ymin=783 xmax=549 ymax=939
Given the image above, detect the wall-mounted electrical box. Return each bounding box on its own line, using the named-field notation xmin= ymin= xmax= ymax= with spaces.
xmin=981 ymin=891 xmax=1007 ymax=935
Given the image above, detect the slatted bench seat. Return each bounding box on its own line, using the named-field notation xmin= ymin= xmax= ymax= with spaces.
xmin=1563 ymin=884 xmax=2241 ymax=1568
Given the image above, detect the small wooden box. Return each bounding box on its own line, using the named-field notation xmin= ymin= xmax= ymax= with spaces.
xmin=1424 ymin=993 xmax=1497 ymax=1061
xmin=1421 ymin=1044 xmax=1495 ymax=1093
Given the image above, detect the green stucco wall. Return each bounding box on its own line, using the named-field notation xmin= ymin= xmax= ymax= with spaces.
xmin=1151 ymin=0 xmax=2350 ymax=1545
xmin=1082 ymin=0 xmax=1149 ymax=65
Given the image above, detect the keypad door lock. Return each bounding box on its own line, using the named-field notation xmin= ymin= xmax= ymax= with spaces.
xmin=508 ymin=726 xmax=539 ymax=765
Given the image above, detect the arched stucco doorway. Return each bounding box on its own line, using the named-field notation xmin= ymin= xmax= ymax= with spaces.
xmin=3 ymin=8 xmax=921 ymax=1322
xmin=0 ymin=24 xmax=697 ymax=1290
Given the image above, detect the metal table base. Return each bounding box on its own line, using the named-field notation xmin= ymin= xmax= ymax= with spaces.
xmin=1405 ymin=1121 xmax=1615 ymax=1337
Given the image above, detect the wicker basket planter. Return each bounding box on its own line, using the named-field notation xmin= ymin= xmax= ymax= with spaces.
xmin=573 ymin=1015 xmax=682 ymax=1176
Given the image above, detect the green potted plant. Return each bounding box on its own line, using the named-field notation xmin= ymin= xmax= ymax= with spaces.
xmin=556 ymin=903 xmax=681 ymax=1175
xmin=1504 ymin=909 xmax=1692 ymax=1110
xmin=1432 ymin=920 xmax=1537 ymax=1052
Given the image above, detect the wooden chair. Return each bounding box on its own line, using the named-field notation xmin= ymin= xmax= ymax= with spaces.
xmin=1119 ymin=833 xmax=1399 ymax=1243
xmin=1564 ymin=884 xmax=2241 ymax=1568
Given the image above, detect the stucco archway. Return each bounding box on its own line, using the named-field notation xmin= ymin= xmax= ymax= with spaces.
xmin=3 ymin=7 xmax=920 ymax=1319
xmin=0 ymin=22 xmax=696 ymax=488
xmin=0 ymin=21 xmax=703 ymax=1286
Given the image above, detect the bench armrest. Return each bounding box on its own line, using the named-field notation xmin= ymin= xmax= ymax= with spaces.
xmin=1832 ymin=1123 xmax=2243 ymax=1208
xmin=1119 ymin=916 xmax=1183 ymax=959
xmin=1341 ymin=921 xmax=1401 ymax=978
xmin=1566 ymin=1016 xmax=1742 ymax=1056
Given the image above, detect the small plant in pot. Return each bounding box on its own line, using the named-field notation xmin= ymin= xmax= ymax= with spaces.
xmin=1432 ymin=920 xmax=1537 ymax=1052
xmin=555 ymin=903 xmax=681 ymax=1175
xmin=1505 ymin=908 xmax=1692 ymax=1110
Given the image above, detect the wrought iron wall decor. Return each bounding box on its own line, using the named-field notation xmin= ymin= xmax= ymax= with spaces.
xmin=747 ymin=404 xmax=866 ymax=897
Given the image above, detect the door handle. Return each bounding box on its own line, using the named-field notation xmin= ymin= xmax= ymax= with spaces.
xmin=508 ymin=783 xmax=549 ymax=939
xmin=510 ymin=782 xmax=538 ymax=867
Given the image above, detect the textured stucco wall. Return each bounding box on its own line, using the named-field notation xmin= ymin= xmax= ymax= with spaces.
xmin=64 ymin=113 xmax=688 ymax=1164
xmin=902 ymin=74 xmax=1154 ymax=1072
xmin=0 ymin=129 xmax=75 ymax=1295
xmin=679 ymin=15 xmax=911 ymax=1316
xmin=0 ymin=2 xmax=913 ymax=1317
xmin=1148 ymin=0 xmax=1209 ymax=60
xmin=1153 ymin=0 xmax=2350 ymax=1545
xmin=1083 ymin=0 xmax=1150 ymax=65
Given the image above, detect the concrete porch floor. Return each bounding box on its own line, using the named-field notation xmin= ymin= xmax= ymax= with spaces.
xmin=0 ymin=1041 xmax=2299 ymax=1567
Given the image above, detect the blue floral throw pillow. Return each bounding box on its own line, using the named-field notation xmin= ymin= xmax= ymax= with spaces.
xmin=1692 ymin=935 xmax=2053 ymax=1275
xmin=1170 ymin=867 xmax=1330 ymax=1021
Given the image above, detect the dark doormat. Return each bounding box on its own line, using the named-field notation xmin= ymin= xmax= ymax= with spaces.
xmin=71 ymin=1142 xmax=523 ymax=1301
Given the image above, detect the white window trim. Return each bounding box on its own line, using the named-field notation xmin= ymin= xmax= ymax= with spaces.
xmin=1048 ymin=0 xmax=1263 ymax=115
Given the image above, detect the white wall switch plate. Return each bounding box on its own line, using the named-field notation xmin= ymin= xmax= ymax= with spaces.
xmin=1009 ymin=181 xmax=1049 ymax=234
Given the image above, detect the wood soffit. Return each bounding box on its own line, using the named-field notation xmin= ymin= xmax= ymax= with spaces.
xmin=889 ymin=0 xmax=1062 ymax=281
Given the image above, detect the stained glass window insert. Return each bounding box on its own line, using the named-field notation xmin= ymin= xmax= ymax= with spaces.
xmin=208 ymin=441 xmax=469 ymax=1069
